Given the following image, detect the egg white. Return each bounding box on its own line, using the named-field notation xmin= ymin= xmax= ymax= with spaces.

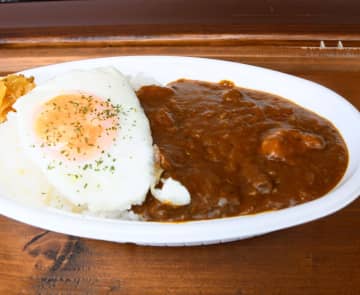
xmin=0 ymin=113 xmax=56 ymax=207
xmin=14 ymin=67 xmax=155 ymax=211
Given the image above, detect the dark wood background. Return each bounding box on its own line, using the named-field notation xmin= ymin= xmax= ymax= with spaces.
xmin=0 ymin=1 xmax=359 ymax=294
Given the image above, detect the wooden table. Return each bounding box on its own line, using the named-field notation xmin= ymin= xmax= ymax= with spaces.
xmin=1 ymin=1 xmax=360 ymax=294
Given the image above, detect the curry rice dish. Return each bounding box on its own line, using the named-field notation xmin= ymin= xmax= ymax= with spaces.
xmin=0 ymin=72 xmax=348 ymax=222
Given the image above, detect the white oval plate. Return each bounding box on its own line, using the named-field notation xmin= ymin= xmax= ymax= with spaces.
xmin=1 ymin=56 xmax=360 ymax=246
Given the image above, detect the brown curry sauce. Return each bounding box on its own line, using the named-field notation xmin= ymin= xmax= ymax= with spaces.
xmin=133 ymin=79 xmax=348 ymax=221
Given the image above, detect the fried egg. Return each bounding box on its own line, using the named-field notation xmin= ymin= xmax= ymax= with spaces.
xmin=14 ymin=67 xmax=154 ymax=211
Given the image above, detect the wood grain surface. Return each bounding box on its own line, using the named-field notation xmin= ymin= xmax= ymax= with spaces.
xmin=1 ymin=0 xmax=360 ymax=28
xmin=2 ymin=0 xmax=360 ymax=48
xmin=1 ymin=48 xmax=359 ymax=294
xmin=0 ymin=2 xmax=360 ymax=293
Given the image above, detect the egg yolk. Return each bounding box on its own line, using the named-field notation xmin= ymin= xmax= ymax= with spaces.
xmin=35 ymin=93 xmax=120 ymax=161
